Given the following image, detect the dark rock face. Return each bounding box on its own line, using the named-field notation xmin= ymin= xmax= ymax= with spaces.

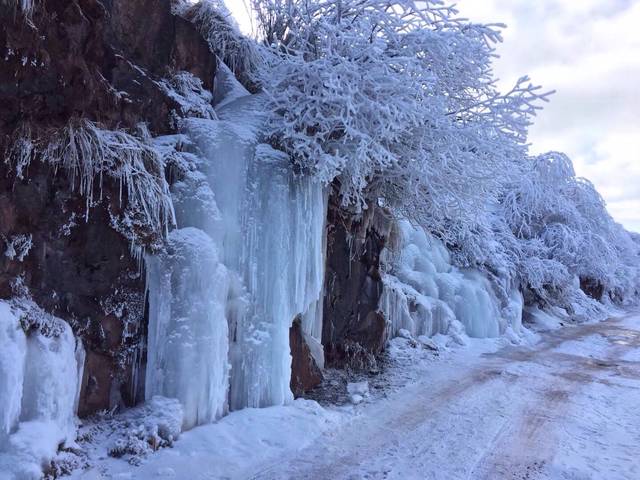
xmin=0 ymin=0 xmax=215 ymax=134
xmin=0 ymin=0 xmax=215 ymax=416
xmin=580 ymin=277 xmax=604 ymax=301
xmin=289 ymin=317 xmax=323 ymax=397
xmin=322 ymin=194 xmax=394 ymax=369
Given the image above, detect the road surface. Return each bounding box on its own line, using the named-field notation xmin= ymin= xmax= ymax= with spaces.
xmin=251 ymin=314 xmax=640 ymax=480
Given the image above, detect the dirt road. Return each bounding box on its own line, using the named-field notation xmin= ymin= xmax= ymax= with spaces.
xmin=252 ymin=315 xmax=640 ymax=480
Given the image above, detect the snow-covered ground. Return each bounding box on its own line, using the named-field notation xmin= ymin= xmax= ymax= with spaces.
xmin=73 ymin=313 xmax=640 ymax=480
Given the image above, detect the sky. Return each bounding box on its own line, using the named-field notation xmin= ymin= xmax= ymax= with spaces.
xmin=225 ymin=0 xmax=640 ymax=232
xmin=454 ymin=0 xmax=640 ymax=232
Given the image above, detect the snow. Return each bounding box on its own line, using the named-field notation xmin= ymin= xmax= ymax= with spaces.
xmin=212 ymin=61 xmax=250 ymax=109
xmin=72 ymin=399 xmax=344 ymax=480
xmin=0 ymin=300 xmax=84 ymax=480
xmin=242 ymin=313 xmax=640 ymax=479
xmin=76 ymin=310 xmax=640 ymax=480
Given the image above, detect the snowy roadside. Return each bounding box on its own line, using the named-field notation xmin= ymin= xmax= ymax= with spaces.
xmin=69 ymin=313 xmax=541 ymax=479
xmin=251 ymin=311 xmax=640 ymax=480
xmin=68 ymin=309 xmax=640 ymax=480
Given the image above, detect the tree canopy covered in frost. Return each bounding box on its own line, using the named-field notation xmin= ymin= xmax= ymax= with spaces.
xmin=501 ymin=152 xmax=640 ymax=307
xmin=244 ymin=0 xmax=639 ymax=308
xmin=251 ymin=0 xmax=550 ymax=241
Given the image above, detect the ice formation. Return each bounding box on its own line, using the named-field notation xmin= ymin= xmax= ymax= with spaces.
xmin=380 ymin=220 xmax=523 ymax=341
xmin=145 ymin=63 xmax=328 ymax=423
xmin=0 ymin=300 xmax=84 ymax=479
xmin=145 ymin=228 xmax=230 ymax=430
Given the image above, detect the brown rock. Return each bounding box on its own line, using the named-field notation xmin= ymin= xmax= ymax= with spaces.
xmin=322 ymin=188 xmax=394 ymax=369
xmin=290 ymin=317 xmax=323 ymax=397
xmin=0 ymin=0 xmax=216 ymax=416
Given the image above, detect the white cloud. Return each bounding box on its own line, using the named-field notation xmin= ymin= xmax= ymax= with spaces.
xmin=456 ymin=0 xmax=640 ymax=232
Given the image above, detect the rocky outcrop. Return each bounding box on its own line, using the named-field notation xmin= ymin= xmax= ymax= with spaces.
xmin=580 ymin=277 xmax=604 ymax=301
xmin=322 ymin=194 xmax=394 ymax=369
xmin=0 ymin=0 xmax=215 ymax=134
xmin=289 ymin=317 xmax=323 ymax=397
xmin=0 ymin=0 xmax=216 ymax=416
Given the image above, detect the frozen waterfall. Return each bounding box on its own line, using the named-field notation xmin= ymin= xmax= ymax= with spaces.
xmin=380 ymin=220 xmax=523 ymax=341
xmin=145 ymin=228 xmax=230 ymax=429
xmin=145 ymin=64 xmax=328 ymax=424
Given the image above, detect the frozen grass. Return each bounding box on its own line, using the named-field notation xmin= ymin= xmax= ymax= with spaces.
xmin=5 ymin=120 xmax=175 ymax=239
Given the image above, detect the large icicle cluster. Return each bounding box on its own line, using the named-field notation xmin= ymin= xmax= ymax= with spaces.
xmin=145 ymin=228 xmax=230 ymax=429
xmin=0 ymin=300 xmax=84 ymax=479
xmin=145 ymin=63 xmax=327 ymax=425
xmin=380 ymin=221 xmax=524 ymax=342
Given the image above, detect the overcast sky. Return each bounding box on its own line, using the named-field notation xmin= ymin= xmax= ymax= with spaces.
xmin=226 ymin=0 xmax=640 ymax=232
xmin=455 ymin=0 xmax=640 ymax=232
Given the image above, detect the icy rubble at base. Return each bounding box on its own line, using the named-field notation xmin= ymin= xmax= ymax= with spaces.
xmin=145 ymin=63 xmax=328 ymax=424
xmin=0 ymin=300 xmax=84 ymax=480
xmin=380 ymin=220 xmax=524 ymax=341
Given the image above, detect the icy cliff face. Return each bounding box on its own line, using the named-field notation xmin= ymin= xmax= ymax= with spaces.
xmin=145 ymin=64 xmax=328 ymax=423
xmin=380 ymin=220 xmax=523 ymax=342
xmin=0 ymin=301 xmax=84 ymax=478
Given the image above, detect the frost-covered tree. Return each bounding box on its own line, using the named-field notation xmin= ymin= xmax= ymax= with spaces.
xmin=501 ymin=151 xmax=640 ymax=308
xmin=247 ymin=0 xmax=638 ymax=310
xmin=251 ymin=0 xmax=551 ymax=257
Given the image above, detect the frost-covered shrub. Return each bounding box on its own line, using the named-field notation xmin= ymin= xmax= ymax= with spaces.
xmin=501 ymin=151 xmax=640 ymax=308
xmin=179 ymin=0 xmax=262 ymax=81
xmin=158 ymin=71 xmax=217 ymax=121
xmin=3 ymin=234 xmax=32 ymax=262
xmin=84 ymin=397 xmax=183 ymax=465
xmin=5 ymin=120 xmax=175 ymax=242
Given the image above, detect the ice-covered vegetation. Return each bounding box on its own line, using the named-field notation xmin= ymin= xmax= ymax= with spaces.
xmin=5 ymin=120 xmax=175 ymax=241
xmin=246 ymin=0 xmax=639 ymax=313
xmin=175 ymin=0 xmax=262 ymax=79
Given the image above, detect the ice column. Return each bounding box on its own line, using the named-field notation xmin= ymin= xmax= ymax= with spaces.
xmin=184 ymin=87 xmax=327 ymax=410
xmin=146 ymin=63 xmax=327 ymax=417
xmin=0 ymin=301 xmax=84 ymax=478
xmin=145 ymin=228 xmax=230 ymax=429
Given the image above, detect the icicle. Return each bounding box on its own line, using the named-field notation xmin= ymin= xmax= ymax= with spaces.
xmin=380 ymin=220 xmax=513 ymax=340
